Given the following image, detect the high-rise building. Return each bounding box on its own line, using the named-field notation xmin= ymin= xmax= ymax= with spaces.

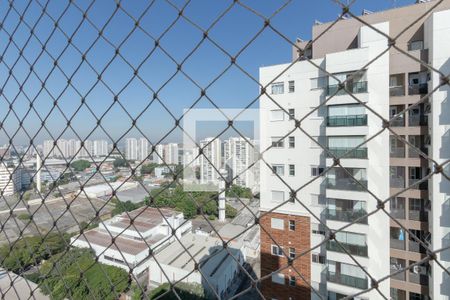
xmin=76 ymin=140 xmax=93 ymax=158
xmin=259 ymin=2 xmax=450 ymax=300
xmin=138 ymin=138 xmax=149 ymax=162
xmin=93 ymin=140 xmax=108 ymax=157
xmin=43 ymin=140 xmax=54 ymax=158
xmin=199 ymin=138 xmax=221 ymax=185
xmin=153 ymin=144 xmax=164 ymax=165
xmin=165 ymin=143 xmax=179 ymax=165
xmin=125 ymin=138 xmax=138 ymax=161
xmin=223 ymin=137 xmax=255 ymax=189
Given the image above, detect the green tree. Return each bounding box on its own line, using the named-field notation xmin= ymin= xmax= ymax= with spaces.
xmin=225 ymin=204 xmax=237 ymax=219
xmin=0 ymin=233 xmax=68 ymax=273
xmin=149 ymin=282 xmax=205 ymax=300
xmin=225 ymin=185 xmax=253 ymax=199
xmin=70 ymin=160 xmax=91 ymax=172
xmin=111 ymin=198 xmax=142 ymax=216
xmin=113 ymin=158 xmax=128 ymax=168
xmin=40 ymin=248 xmax=129 ymax=300
xmin=140 ymin=163 xmax=159 ymax=175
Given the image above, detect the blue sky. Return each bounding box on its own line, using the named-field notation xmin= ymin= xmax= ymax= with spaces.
xmin=0 ymin=0 xmax=415 ymax=146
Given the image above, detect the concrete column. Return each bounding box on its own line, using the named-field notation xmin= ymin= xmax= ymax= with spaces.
xmin=36 ymin=154 xmax=41 ymax=193
xmin=218 ymin=169 xmax=227 ymax=222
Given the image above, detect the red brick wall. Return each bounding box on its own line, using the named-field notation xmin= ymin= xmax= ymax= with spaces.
xmin=260 ymin=211 xmax=311 ymax=300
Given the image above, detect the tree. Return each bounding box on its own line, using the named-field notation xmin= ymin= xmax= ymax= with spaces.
xmin=225 ymin=204 xmax=237 ymax=219
xmin=40 ymin=248 xmax=129 ymax=300
xmin=113 ymin=158 xmax=128 ymax=168
xmin=70 ymin=160 xmax=91 ymax=172
xmin=111 ymin=198 xmax=142 ymax=216
xmin=225 ymin=185 xmax=253 ymax=199
xmin=0 ymin=233 xmax=68 ymax=273
xmin=149 ymin=282 xmax=205 ymax=300
xmin=140 ymin=163 xmax=158 ymax=175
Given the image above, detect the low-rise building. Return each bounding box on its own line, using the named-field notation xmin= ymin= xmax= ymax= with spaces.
xmin=148 ymin=233 xmax=245 ymax=299
xmin=71 ymin=207 xmax=192 ymax=283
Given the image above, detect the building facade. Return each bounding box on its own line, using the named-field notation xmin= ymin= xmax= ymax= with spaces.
xmin=199 ymin=137 xmax=222 ymax=185
xmin=259 ymin=2 xmax=450 ymax=299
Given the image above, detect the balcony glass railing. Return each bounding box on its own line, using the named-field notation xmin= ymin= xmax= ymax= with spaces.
xmin=389 ymin=117 xmax=405 ymax=127
xmin=409 ymin=83 xmax=428 ymax=95
xmin=408 ymin=115 xmax=428 ymax=126
xmin=390 ymin=177 xmax=405 ymax=188
xmin=390 ymin=209 xmax=406 ymax=220
xmin=326 ymin=147 xmax=368 ymax=159
xmin=326 ymin=114 xmax=367 ymax=127
xmin=409 ymin=179 xmax=428 ymax=190
xmin=327 ymin=81 xmax=368 ymax=96
xmin=327 ymin=240 xmax=368 ymax=257
xmin=390 ymin=239 xmax=406 ymax=250
xmin=409 ymin=210 xmax=428 ymax=222
xmin=326 ymin=178 xmax=368 ymax=192
xmin=390 ymin=148 xmax=406 ymax=158
xmin=408 ymin=147 xmax=427 ymax=158
xmin=389 ymin=86 xmax=405 ymax=97
xmin=409 ymin=272 xmax=428 ymax=286
xmin=326 ymin=209 xmax=368 ymax=224
xmin=327 ymin=272 xmax=368 ymax=290
xmin=390 ymin=267 xmax=406 ymax=281
xmin=409 ymin=240 xmax=427 ymax=253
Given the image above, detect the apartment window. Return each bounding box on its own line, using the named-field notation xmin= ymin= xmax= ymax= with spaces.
xmin=270 ymin=109 xmax=285 ymax=121
xmin=271 ymin=273 xmax=285 ymax=285
xmin=271 ymin=218 xmax=284 ymax=230
xmin=312 ymin=223 xmax=325 ymax=235
xmin=311 ymin=166 xmax=324 ymax=177
xmin=289 ymin=220 xmax=295 ymax=231
xmin=288 ymin=164 xmax=295 ymax=176
xmin=271 ymin=190 xmax=285 ymax=203
xmin=271 ymin=82 xmax=284 ymax=94
xmin=288 ymin=136 xmax=295 ymax=148
xmin=289 ymin=247 xmax=296 ymax=259
xmin=288 ymin=80 xmax=295 ymax=93
xmin=272 ymin=164 xmax=285 ymax=176
xmin=271 ymin=245 xmax=283 ymax=257
xmin=288 ymin=276 xmax=296 ymax=287
xmin=271 ymin=137 xmax=284 ymax=148
xmin=288 ymin=108 xmax=295 ymax=120
xmin=408 ymin=40 xmax=424 ymax=51
xmin=310 ymin=77 xmax=327 ymax=89
xmin=312 ymin=254 xmax=326 ymax=264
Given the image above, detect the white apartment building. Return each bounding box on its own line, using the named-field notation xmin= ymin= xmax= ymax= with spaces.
xmin=259 ymin=2 xmax=450 ymax=300
xmin=260 ymin=22 xmax=390 ymax=300
xmin=93 ymin=140 xmax=108 ymax=157
xmin=199 ymin=138 xmax=222 ymax=185
xmin=125 ymin=138 xmax=138 ymax=161
xmin=71 ymin=207 xmax=192 ymax=282
xmin=164 ymin=143 xmax=179 ymax=165
xmin=0 ymin=165 xmax=22 ymax=196
xmin=223 ymin=137 xmax=256 ymax=189
xmin=138 ymin=138 xmax=149 ymax=162
xmin=153 ymin=144 xmax=164 ymax=164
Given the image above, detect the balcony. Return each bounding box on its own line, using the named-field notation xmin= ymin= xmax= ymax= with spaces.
xmin=390 ymin=117 xmax=405 ymax=127
xmin=390 ymin=209 xmax=406 ymax=220
xmin=409 ymin=83 xmax=428 ymax=95
xmin=409 ymin=209 xmax=428 ymax=222
xmin=327 ymin=81 xmax=368 ymax=96
xmin=327 ymin=271 xmax=368 ymax=290
xmin=408 ymin=147 xmax=428 ymax=158
xmin=409 ymin=179 xmax=428 ymax=190
xmin=327 ymin=240 xmax=368 ymax=257
xmin=409 ymin=272 xmax=428 ymax=285
xmin=327 ymin=178 xmax=368 ymax=192
xmin=326 ymin=208 xmax=368 ymax=224
xmin=390 ymin=86 xmax=405 ymax=97
xmin=326 ymin=114 xmax=367 ymax=127
xmin=326 ymin=147 xmax=368 ymax=159
xmin=390 ymin=239 xmax=406 ymax=250
xmin=390 ymin=147 xmax=406 ymax=158
xmin=390 ymin=177 xmax=405 ymax=188
xmin=408 ymin=115 xmax=428 ymax=126
xmin=390 ymin=267 xmax=406 ymax=281
xmin=409 ymin=240 xmax=427 ymax=254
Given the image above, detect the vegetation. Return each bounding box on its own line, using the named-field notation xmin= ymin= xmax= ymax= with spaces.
xmin=17 ymin=213 xmax=31 ymax=220
xmin=111 ymin=197 xmax=143 ymax=216
xmin=225 ymin=204 xmax=237 ymax=219
xmin=40 ymin=248 xmax=129 ymax=300
xmin=113 ymin=158 xmax=128 ymax=168
xmin=0 ymin=233 xmax=68 ymax=273
xmin=225 ymin=184 xmax=253 ymax=199
xmin=149 ymin=282 xmax=206 ymax=300
xmin=71 ymin=160 xmax=91 ymax=172
xmin=140 ymin=163 xmax=159 ymax=175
